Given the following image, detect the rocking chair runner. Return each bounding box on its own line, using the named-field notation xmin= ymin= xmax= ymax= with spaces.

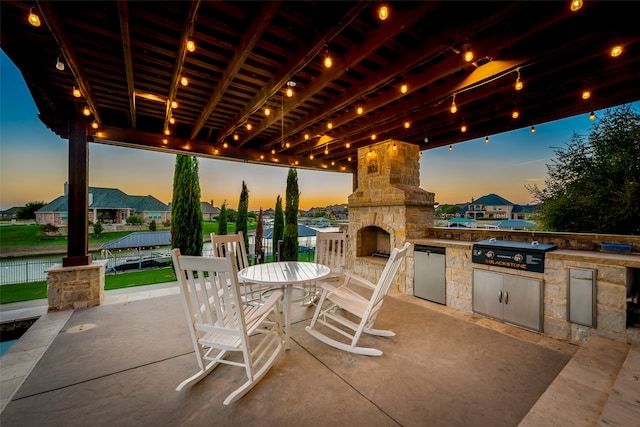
xmin=171 ymin=248 xmax=284 ymax=405
xmin=305 ymin=242 xmax=411 ymax=356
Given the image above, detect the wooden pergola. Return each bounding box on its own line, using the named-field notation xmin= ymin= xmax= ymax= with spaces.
xmin=1 ymin=0 xmax=639 ymax=266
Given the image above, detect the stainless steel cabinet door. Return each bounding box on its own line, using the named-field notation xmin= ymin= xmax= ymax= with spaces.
xmin=503 ymin=275 xmax=542 ymax=332
xmin=473 ymin=270 xmax=504 ymax=320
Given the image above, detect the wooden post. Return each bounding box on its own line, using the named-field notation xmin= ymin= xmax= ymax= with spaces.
xmin=63 ymin=118 xmax=91 ymax=267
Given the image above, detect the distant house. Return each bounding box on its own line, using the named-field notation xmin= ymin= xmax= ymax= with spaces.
xmin=1 ymin=206 xmax=22 ymax=221
xmin=200 ymin=201 xmax=220 ymax=221
xmin=36 ymin=183 xmax=171 ymax=226
xmin=462 ymin=193 xmax=538 ymax=220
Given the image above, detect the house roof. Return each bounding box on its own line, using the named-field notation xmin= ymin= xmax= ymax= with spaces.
xmin=492 ymin=220 xmax=535 ymax=229
xmin=200 ymin=202 xmax=220 ymax=215
xmin=2 ymin=1 xmax=639 ymax=172
xmin=471 ymin=194 xmax=515 ymax=206
xmin=37 ymin=187 xmax=170 ymax=213
xmin=98 ymin=231 xmax=171 ymax=250
xmin=263 ymin=224 xmax=319 ymax=239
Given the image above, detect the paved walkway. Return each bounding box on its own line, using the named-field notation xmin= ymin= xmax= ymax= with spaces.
xmin=1 ymin=283 xmax=638 ymax=425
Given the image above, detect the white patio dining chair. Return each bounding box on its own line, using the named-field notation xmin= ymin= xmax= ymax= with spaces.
xmin=305 ymin=242 xmax=411 ymax=356
xmin=304 ymin=231 xmax=347 ymax=306
xmin=211 ymin=231 xmax=263 ymax=306
xmin=171 ymin=248 xmax=284 ymax=405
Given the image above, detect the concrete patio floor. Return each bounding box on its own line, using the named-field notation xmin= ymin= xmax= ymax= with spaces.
xmin=1 ymin=283 xmax=638 ymax=426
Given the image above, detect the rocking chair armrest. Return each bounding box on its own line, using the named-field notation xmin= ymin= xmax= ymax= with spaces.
xmin=343 ymin=271 xmax=376 ymax=290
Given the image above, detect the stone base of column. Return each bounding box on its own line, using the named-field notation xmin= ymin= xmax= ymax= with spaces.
xmin=45 ymin=260 xmax=108 ymax=312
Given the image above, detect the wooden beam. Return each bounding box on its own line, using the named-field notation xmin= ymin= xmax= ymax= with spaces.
xmin=117 ymin=0 xmax=136 ymax=129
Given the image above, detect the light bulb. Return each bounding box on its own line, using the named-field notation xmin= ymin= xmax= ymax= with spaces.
xmin=285 ymin=142 xmax=290 ymax=148
xmin=371 ymin=133 xmax=377 ymax=140
xmin=310 ymin=153 xmax=314 ymax=160
xmin=91 ymin=121 xmax=99 ymax=129
xmin=393 ymin=143 xmax=397 ymax=150
xmin=512 ymin=110 xmax=520 ymax=119
xmin=164 ymin=127 xmax=170 ymax=135
xmin=304 ymin=133 xmax=309 ymax=140
xmin=450 ymin=100 xmax=457 ymax=114
xmin=449 ymin=145 xmax=453 ymax=152
xmin=56 ymin=57 xmax=65 ymax=71
xmin=271 ymin=148 xmax=275 ymax=154
xmin=82 ymin=106 xmax=91 ymax=116
xmin=346 ymin=143 xmax=350 ymax=148
xmin=611 ymin=45 xmax=623 ymax=57
xmin=378 ymin=5 xmax=389 ymax=21
xmin=162 ymin=138 xmax=168 ymax=144
xmin=404 ymin=120 xmax=410 ymax=129
xmin=324 ymin=54 xmax=332 ymax=68
xmin=461 ymin=124 xmax=467 ymax=133
xmin=582 ymin=89 xmax=591 ymax=100
xmin=233 ymin=134 xmax=239 ymax=141
xmin=224 ymin=142 xmax=229 ymax=148
xmin=169 ymin=116 xmax=176 ymax=124
xmin=357 ymin=106 xmax=363 ymax=115
xmin=570 ymin=0 xmax=583 ymax=12
xmin=286 ymin=87 xmax=293 ymax=97
xmin=73 ymin=87 xmax=82 ymax=98
xmin=186 ymin=40 xmax=195 ymax=52
xmin=485 ymin=136 xmax=490 ymax=144
xmin=180 ymin=76 xmax=188 ymax=86
xmin=515 ymin=78 xmax=523 ymax=91
xmin=400 ymin=83 xmax=408 ymax=94
xmin=331 ymin=160 xmax=335 ymax=166
xmin=589 ymin=111 xmax=596 ymax=120
xmin=327 ymin=122 xmax=333 ymax=129
xmin=348 ymin=156 xmax=352 ymax=162
xmin=171 ymin=101 xmax=178 ymax=109
xmin=260 ymin=154 xmax=264 ymax=160
xmin=264 ymin=107 xmax=271 ymax=116
xmin=246 ymin=123 xmax=252 ymax=130
xmin=324 ymin=147 xmax=329 ymax=155
xmin=464 ymin=48 xmax=474 ymax=63
xmin=531 ymin=126 xmax=536 ymax=133
xmin=28 ymin=8 xmax=41 ymax=26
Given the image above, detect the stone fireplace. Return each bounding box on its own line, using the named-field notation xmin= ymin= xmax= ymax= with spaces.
xmin=348 ymin=139 xmax=435 ymax=292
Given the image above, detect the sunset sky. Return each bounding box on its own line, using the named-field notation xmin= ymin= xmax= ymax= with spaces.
xmin=1 ymin=51 xmax=633 ymax=212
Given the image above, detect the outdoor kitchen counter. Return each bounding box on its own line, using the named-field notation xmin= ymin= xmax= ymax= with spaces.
xmin=410 ymin=238 xmax=473 ymax=250
xmin=548 ymin=248 xmax=640 ymax=268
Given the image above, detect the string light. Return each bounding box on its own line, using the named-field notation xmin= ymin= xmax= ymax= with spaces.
xmin=186 ymin=40 xmax=196 ymax=52
xmin=55 ymin=57 xmax=65 ymax=71
xmin=164 ymin=127 xmax=170 ymax=135
xmin=224 ymin=142 xmax=229 ymax=148
xmin=582 ymin=89 xmax=591 ymax=100
xmin=531 ymin=125 xmax=536 ymax=133
xmin=450 ymin=94 xmax=457 ymax=114
xmin=327 ymin=121 xmax=333 ymax=129
xmin=400 ymin=83 xmax=408 ymax=94
xmin=324 ymin=45 xmax=332 ymax=68
xmin=378 ymin=5 xmax=389 ymax=21
xmin=82 ymin=105 xmax=91 ymax=117
xmin=589 ymin=111 xmax=596 ymax=120
xmin=264 ymin=106 xmax=271 ymax=116
xmin=271 ymin=148 xmax=275 ymax=154
xmin=91 ymin=121 xmax=99 ymax=129
xmin=171 ymin=101 xmax=178 ymax=109
xmin=180 ymin=76 xmax=188 ymax=86
xmin=461 ymin=123 xmax=467 ymax=133
xmin=309 ymin=153 xmax=314 ymax=160
xmin=449 ymin=145 xmax=453 ymax=152
xmin=233 ymin=134 xmax=239 ymax=141
xmin=464 ymin=44 xmax=474 ymax=62
xmin=162 ymin=138 xmax=168 ymax=144
xmin=485 ymin=136 xmax=490 ymax=144
xmin=610 ymin=44 xmax=623 ymax=57
xmin=570 ymin=0 xmax=583 ymax=12
xmin=348 ymin=156 xmax=352 ymax=162
xmin=304 ymin=133 xmax=309 ymax=140
xmin=512 ymin=109 xmax=520 ymax=119
xmin=515 ymin=68 xmax=523 ymax=91
xmin=357 ymin=105 xmax=364 ymax=115
xmin=72 ymin=87 xmax=82 ymax=98
xmin=246 ymin=123 xmax=252 ymax=130
xmin=393 ymin=142 xmax=397 ymax=150
xmin=346 ymin=142 xmax=350 ymax=148
xmin=169 ymin=116 xmax=176 ymax=125
xmin=28 ymin=7 xmax=41 ymax=26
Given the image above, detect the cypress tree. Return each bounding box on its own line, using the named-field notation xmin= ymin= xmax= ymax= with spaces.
xmin=218 ymin=201 xmax=228 ymax=235
xmin=283 ymin=168 xmax=299 ymax=260
xmin=236 ymin=181 xmax=249 ymax=249
xmin=171 ymin=155 xmax=203 ymax=255
xmin=273 ymin=195 xmax=284 ymax=259
xmin=255 ymin=208 xmax=264 ymax=264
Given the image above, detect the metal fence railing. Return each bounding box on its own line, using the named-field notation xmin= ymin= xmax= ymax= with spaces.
xmin=1 ymin=258 xmax=62 ymax=286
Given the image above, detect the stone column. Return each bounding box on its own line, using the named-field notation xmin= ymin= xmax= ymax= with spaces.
xmin=45 ymin=260 xmax=108 ymax=312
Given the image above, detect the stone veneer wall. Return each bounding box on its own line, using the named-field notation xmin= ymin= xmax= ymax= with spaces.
xmin=46 ymin=260 xmax=108 ymax=311
xmin=410 ymin=239 xmax=639 ymax=345
xmin=347 ymin=140 xmax=434 ymax=291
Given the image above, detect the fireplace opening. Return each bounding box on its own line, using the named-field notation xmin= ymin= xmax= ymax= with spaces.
xmin=357 ymin=226 xmax=391 ymax=258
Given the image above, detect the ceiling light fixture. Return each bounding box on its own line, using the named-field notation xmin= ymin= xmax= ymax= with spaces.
xmin=180 ymin=76 xmax=188 ymax=86
xmin=450 ymin=93 xmax=457 ymax=114
xmin=186 ymin=40 xmax=195 ymax=52
xmin=378 ymin=5 xmax=389 ymax=21
xmin=570 ymin=0 xmax=583 ymax=12
xmin=72 ymin=87 xmax=82 ymax=98
xmin=55 ymin=57 xmax=65 ymax=71
xmin=610 ymin=44 xmax=623 ymax=57
xmin=463 ymin=44 xmax=474 ymax=63
xmin=515 ymin=68 xmax=524 ymax=91
xmin=28 ymin=7 xmax=41 ymax=27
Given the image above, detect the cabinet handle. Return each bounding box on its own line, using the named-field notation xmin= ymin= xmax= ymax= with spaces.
xmin=498 ymin=290 xmax=503 ymax=303
xmin=504 ymin=291 xmax=509 ymax=304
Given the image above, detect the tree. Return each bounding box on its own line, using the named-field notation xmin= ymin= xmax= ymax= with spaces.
xmin=255 ymin=208 xmax=264 ymax=264
xmin=283 ymin=168 xmax=299 ymax=260
xmin=92 ymin=221 xmax=103 ymax=237
xmin=218 ymin=201 xmax=228 ymax=235
xmin=236 ymin=181 xmax=249 ymax=249
xmin=16 ymin=201 xmax=45 ymax=220
xmin=171 ymin=155 xmax=203 ymax=255
xmin=273 ymin=195 xmax=284 ymax=259
xmin=437 ymin=204 xmax=461 ymax=218
xmin=527 ymin=104 xmax=640 ymax=234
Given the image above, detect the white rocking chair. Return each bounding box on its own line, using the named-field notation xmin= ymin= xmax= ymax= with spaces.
xmin=304 ymin=231 xmax=347 ymax=305
xmin=211 ymin=231 xmax=263 ymax=306
xmin=305 ymin=242 xmax=411 ymax=356
xmin=171 ymin=248 xmax=284 ymax=405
